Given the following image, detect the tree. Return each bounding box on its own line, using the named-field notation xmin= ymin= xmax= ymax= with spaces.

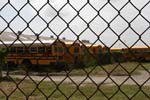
xmin=0 ymin=48 xmax=8 ymax=82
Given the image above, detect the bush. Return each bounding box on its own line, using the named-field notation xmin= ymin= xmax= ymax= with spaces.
xmin=111 ymin=52 xmax=125 ymax=63
xmin=98 ymin=52 xmax=112 ymax=65
xmin=84 ymin=59 xmax=97 ymax=67
xmin=0 ymin=48 xmax=9 ymax=81
xmin=0 ymin=49 xmax=8 ymax=64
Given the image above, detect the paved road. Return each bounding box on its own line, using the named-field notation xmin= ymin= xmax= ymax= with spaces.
xmin=3 ymin=71 xmax=150 ymax=86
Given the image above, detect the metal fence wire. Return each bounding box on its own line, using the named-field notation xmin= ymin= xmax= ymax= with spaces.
xmin=0 ymin=0 xmax=150 ymax=100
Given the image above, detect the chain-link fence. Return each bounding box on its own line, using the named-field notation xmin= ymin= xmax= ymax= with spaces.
xmin=0 ymin=0 xmax=150 ymax=99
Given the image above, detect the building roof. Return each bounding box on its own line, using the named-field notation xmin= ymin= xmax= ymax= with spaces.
xmin=0 ymin=32 xmax=76 ymax=47
xmin=0 ymin=32 xmax=98 ymax=47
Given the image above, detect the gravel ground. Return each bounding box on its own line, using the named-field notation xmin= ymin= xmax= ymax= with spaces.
xmin=3 ymin=70 xmax=150 ymax=86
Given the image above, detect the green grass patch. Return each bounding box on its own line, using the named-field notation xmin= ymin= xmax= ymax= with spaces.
xmin=0 ymin=79 xmax=150 ymax=100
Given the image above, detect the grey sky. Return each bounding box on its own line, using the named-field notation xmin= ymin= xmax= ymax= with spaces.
xmin=0 ymin=0 xmax=150 ymax=47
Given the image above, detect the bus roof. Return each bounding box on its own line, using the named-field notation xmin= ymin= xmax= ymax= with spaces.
xmin=123 ymin=46 xmax=150 ymax=49
xmin=110 ymin=48 xmax=122 ymax=50
xmin=0 ymin=40 xmax=56 ymax=47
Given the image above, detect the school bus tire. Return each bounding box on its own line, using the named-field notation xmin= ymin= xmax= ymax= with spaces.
xmin=138 ymin=57 xmax=145 ymax=62
xmin=7 ymin=61 xmax=17 ymax=68
xmin=19 ymin=59 xmax=32 ymax=71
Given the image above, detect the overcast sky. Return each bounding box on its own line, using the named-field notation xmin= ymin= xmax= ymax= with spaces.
xmin=0 ymin=0 xmax=150 ymax=47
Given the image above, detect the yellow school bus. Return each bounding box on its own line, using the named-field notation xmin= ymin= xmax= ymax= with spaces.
xmin=63 ymin=41 xmax=82 ymax=65
xmin=1 ymin=40 xmax=66 ymax=67
xmin=122 ymin=46 xmax=150 ymax=61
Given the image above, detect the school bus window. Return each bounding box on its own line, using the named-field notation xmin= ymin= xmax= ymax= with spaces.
xmin=148 ymin=51 xmax=150 ymax=54
xmin=38 ymin=47 xmax=45 ymax=54
xmin=24 ymin=48 xmax=29 ymax=53
xmin=64 ymin=47 xmax=68 ymax=54
xmin=145 ymin=49 xmax=148 ymax=52
xmin=99 ymin=49 xmax=102 ymax=53
xmin=83 ymin=48 xmax=88 ymax=55
xmin=58 ymin=56 xmax=63 ymax=60
xmin=144 ymin=49 xmax=147 ymax=53
xmin=17 ymin=47 xmax=24 ymax=54
xmin=59 ymin=47 xmax=63 ymax=53
xmin=30 ymin=47 xmax=37 ymax=53
xmin=10 ymin=47 xmax=16 ymax=53
xmin=55 ymin=47 xmax=63 ymax=53
xmin=47 ymin=47 xmax=52 ymax=53
xmin=93 ymin=48 xmax=96 ymax=53
xmin=147 ymin=49 xmax=150 ymax=52
xmin=74 ymin=47 xmax=79 ymax=53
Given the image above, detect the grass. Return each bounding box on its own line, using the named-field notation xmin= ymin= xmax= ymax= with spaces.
xmin=1 ymin=61 xmax=150 ymax=99
xmin=0 ymin=78 xmax=150 ymax=100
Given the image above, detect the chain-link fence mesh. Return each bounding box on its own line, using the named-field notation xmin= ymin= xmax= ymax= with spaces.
xmin=0 ymin=0 xmax=150 ymax=99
